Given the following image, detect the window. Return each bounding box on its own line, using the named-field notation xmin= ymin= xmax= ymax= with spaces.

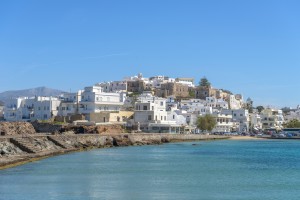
xmin=164 ymin=116 xmax=166 ymax=121
xmin=152 ymin=106 xmax=154 ymax=111
xmin=160 ymin=102 xmax=163 ymax=106
xmin=143 ymin=106 xmax=147 ymax=110
xmin=173 ymin=115 xmax=175 ymax=119
xmin=161 ymin=116 xmax=163 ymax=120
xmin=148 ymin=115 xmax=152 ymax=120
xmin=240 ymin=114 xmax=243 ymax=117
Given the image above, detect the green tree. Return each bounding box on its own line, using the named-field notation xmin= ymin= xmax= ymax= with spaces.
xmin=256 ymin=106 xmax=264 ymax=113
xmin=189 ymin=90 xmax=195 ymax=98
xmin=284 ymin=119 xmax=300 ymax=128
xmin=197 ymin=114 xmax=217 ymax=132
xmin=199 ymin=77 xmax=211 ymax=87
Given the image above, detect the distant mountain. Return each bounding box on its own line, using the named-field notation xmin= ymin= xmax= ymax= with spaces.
xmin=0 ymin=87 xmax=65 ymax=104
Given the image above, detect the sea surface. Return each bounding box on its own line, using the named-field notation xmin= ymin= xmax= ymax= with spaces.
xmin=1 ymin=139 xmax=300 ymax=200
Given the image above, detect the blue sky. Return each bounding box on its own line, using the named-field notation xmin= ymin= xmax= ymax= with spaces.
xmin=0 ymin=0 xmax=299 ymax=107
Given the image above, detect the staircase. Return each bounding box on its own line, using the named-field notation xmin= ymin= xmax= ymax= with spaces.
xmin=10 ymin=137 xmax=40 ymax=153
xmin=47 ymin=136 xmax=74 ymax=149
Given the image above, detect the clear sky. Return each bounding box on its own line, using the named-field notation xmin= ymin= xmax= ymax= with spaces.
xmin=0 ymin=0 xmax=299 ymax=107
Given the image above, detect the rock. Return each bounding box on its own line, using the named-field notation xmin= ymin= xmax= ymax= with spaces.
xmin=161 ymin=137 xmax=170 ymax=143
xmin=0 ymin=122 xmax=36 ymax=135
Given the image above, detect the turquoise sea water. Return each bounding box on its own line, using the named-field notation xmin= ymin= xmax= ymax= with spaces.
xmin=1 ymin=140 xmax=300 ymax=200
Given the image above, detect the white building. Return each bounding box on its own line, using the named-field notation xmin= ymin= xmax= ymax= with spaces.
xmin=134 ymin=93 xmax=182 ymax=133
xmin=205 ymin=97 xmax=229 ymax=109
xmin=78 ymin=86 xmax=124 ymax=114
xmin=229 ymin=94 xmax=243 ymax=110
xmin=285 ymin=106 xmax=300 ymax=122
xmin=221 ymin=109 xmax=249 ymax=132
xmin=4 ymin=96 xmax=61 ymax=121
xmin=212 ymin=112 xmax=233 ymax=133
xmin=180 ymin=99 xmax=213 ymax=115
xmin=261 ymin=108 xmax=284 ymax=130
xmin=58 ymin=91 xmax=82 ymax=116
xmin=250 ymin=113 xmax=262 ymax=131
xmin=97 ymin=81 xmax=127 ymax=93
xmin=175 ymin=78 xmax=195 ymax=87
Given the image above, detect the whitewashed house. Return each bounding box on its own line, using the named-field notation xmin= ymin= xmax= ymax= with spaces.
xmin=4 ymin=96 xmax=61 ymax=121
xmin=180 ymin=99 xmax=213 ymax=115
xmin=212 ymin=112 xmax=233 ymax=133
xmin=57 ymin=91 xmax=82 ymax=116
xmin=221 ymin=109 xmax=250 ymax=132
xmin=229 ymin=95 xmax=243 ymax=110
xmin=249 ymin=113 xmax=262 ymax=131
xmin=134 ymin=93 xmax=182 ymax=133
xmin=260 ymin=108 xmax=284 ymax=130
xmin=79 ymin=86 xmax=124 ymax=114
xmin=205 ymin=97 xmax=229 ymax=109
xmin=97 ymin=81 xmax=127 ymax=93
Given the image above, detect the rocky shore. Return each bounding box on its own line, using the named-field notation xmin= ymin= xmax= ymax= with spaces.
xmin=0 ymin=134 xmax=229 ymax=170
xmin=0 ymin=122 xmax=229 ymax=170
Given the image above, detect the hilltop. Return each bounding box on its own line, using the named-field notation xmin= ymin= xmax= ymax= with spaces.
xmin=0 ymin=87 xmax=64 ymax=104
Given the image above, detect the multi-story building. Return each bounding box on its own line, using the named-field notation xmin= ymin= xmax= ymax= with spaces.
xmin=194 ymin=86 xmax=217 ymax=100
xmin=249 ymin=113 xmax=262 ymax=131
xmin=205 ymin=97 xmax=229 ymax=109
xmin=261 ymin=108 xmax=284 ymax=130
xmin=155 ymin=82 xmax=189 ymax=98
xmin=127 ymin=80 xmax=146 ymax=93
xmin=97 ymin=81 xmax=127 ymax=93
xmin=221 ymin=109 xmax=249 ymax=132
xmin=212 ymin=112 xmax=233 ymax=133
xmin=180 ymin=99 xmax=213 ymax=115
xmin=4 ymin=96 xmax=61 ymax=121
xmin=175 ymin=77 xmax=195 ymax=87
xmin=228 ymin=94 xmax=243 ymax=110
xmin=78 ymin=86 xmax=124 ymax=114
xmin=58 ymin=91 xmax=82 ymax=116
xmin=133 ymin=93 xmax=182 ymax=133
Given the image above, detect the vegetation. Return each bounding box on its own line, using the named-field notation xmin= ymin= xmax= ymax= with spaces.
xmin=188 ymin=90 xmax=195 ymax=98
xmin=197 ymin=114 xmax=217 ymax=132
xmin=256 ymin=106 xmax=264 ymax=113
xmin=199 ymin=77 xmax=211 ymax=87
xmin=284 ymin=119 xmax=300 ymax=128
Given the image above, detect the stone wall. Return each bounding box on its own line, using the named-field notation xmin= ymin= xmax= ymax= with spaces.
xmin=31 ymin=121 xmax=63 ymax=133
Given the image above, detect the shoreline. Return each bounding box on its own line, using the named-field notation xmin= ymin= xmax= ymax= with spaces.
xmin=228 ymin=136 xmax=267 ymax=140
xmin=0 ymin=134 xmax=229 ymax=170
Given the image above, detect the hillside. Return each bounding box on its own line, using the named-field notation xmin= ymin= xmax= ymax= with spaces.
xmin=0 ymin=87 xmax=64 ymax=104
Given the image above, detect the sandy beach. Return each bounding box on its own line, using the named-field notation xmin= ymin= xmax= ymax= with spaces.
xmin=229 ymin=136 xmax=267 ymax=140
